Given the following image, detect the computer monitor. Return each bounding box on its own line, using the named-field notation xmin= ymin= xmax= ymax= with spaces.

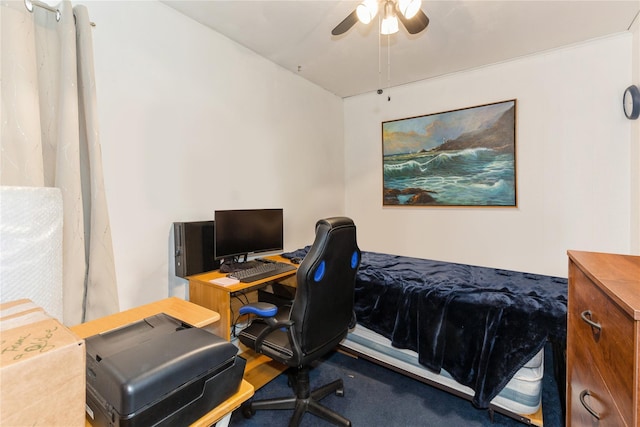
xmin=214 ymin=209 xmax=284 ymax=264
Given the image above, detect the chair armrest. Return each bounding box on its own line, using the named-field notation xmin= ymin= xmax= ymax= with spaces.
xmin=239 ymin=302 xmax=300 ymax=364
xmin=349 ymin=310 xmax=357 ymax=329
xmin=253 ymin=318 xmax=295 ymax=349
xmin=239 ymin=302 xmax=278 ymax=317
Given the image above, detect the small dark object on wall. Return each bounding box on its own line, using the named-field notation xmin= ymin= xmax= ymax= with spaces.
xmin=623 ymin=84 xmax=640 ymax=120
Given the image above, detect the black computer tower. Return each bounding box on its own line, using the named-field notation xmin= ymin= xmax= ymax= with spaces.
xmin=174 ymin=221 xmax=220 ymax=277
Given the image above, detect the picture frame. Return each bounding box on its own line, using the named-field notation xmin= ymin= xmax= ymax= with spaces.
xmin=382 ymin=100 xmax=517 ymax=207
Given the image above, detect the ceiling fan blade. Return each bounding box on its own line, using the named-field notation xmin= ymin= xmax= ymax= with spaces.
xmin=332 ymin=10 xmax=359 ymax=36
xmin=398 ymin=9 xmax=429 ymax=35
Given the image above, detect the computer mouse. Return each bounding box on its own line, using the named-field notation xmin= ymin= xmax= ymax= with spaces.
xmin=291 ymin=257 xmax=302 ymax=264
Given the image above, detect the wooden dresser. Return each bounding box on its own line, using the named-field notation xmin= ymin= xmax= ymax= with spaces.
xmin=566 ymin=250 xmax=640 ymax=426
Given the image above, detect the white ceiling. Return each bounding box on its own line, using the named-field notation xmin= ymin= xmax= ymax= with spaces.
xmin=161 ymin=1 xmax=640 ymax=98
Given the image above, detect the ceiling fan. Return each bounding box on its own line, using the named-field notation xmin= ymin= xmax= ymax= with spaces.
xmin=332 ymin=0 xmax=429 ymax=36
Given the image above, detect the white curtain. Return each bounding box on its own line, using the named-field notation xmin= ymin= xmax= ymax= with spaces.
xmin=1 ymin=0 xmax=119 ymax=325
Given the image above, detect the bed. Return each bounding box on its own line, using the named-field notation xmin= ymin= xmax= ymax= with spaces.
xmin=283 ymin=248 xmax=567 ymax=425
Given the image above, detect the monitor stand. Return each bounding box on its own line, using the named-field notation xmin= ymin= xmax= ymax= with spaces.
xmin=219 ymin=255 xmax=260 ymax=273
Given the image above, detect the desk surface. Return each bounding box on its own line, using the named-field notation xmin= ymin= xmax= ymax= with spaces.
xmin=71 ymin=296 xmax=221 ymax=337
xmin=188 ymin=255 xmax=298 ymax=293
xmin=70 ymin=297 xmax=253 ymax=427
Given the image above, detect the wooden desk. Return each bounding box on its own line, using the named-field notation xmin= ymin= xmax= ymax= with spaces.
xmin=188 ymin=255 xmax=297 ymax=390
xmin=71 ymin=297 xmax=254 ymax=427
xmin=188 ymin=255 xmax=297 ymax=340
xmin=71 ymin=296 xmax=220 ymax=337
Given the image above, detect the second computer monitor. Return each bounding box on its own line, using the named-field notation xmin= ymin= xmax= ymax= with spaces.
xmin=214 ymin=208 xmax=283 ymax=262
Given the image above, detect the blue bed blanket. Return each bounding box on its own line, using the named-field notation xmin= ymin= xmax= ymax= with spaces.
xmin=284 ymin=249 xmax=567 ymax=408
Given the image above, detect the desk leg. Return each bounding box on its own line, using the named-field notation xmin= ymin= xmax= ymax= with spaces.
xmin=189 ymin=280 xmax=232 ymax=340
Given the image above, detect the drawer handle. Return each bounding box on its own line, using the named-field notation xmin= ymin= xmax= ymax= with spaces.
xmin=580 ymin=310 xmax=602 ymax=332
xmin=579 ymin=389 xmax=601 ymax=420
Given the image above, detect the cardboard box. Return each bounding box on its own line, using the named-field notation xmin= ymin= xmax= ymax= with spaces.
xmin=1 ymin=299 xmax=85 ymax=426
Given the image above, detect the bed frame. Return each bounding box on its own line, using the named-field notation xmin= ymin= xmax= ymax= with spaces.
xmin=340 ymin=325 xmax=545 ymax=426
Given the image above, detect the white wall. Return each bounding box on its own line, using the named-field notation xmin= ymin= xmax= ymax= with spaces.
xmin=82 ymin=1 xmax=345 ymax=310
xmin=76 ymin=1 xmax=638 ymax=310
xmin=631 ymin=13 xmax=640 ymax=253
xmin=344 ymin=34 xmax=634 ymax=278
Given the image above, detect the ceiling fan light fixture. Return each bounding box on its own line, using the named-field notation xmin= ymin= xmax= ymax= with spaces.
xmin=356 ymin=0 xmax=379 ymax=24
xmin=380 ymin=0 xmax=399 ymax=35
xmin=397 ymin=0 xmax=422 ymax=19
xmin=381 ymin=16 xmax=399 ymax=34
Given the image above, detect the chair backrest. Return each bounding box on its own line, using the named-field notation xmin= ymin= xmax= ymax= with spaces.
xmin=290 ymin=217 xmax=360 ymax=362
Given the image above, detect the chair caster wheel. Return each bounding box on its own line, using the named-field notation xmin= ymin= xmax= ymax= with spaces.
xmin=241 ymin=402 xmax=255 ymax=419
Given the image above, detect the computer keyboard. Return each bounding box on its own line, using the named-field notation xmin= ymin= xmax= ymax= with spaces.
xmin=228 ymin=262 xmax=297 ymax=283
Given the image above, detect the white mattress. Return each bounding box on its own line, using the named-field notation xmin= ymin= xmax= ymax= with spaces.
xmin=342 ymin=324 xmax=543 ymax=416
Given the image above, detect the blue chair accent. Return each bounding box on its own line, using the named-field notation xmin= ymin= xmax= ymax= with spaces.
xmin=351 ymin=251 xmax=359 ymax=269
xmin=314 ymin=260 xmax=326 ymax=282
xmin=239 ymin=302 xmax=278 ymax=318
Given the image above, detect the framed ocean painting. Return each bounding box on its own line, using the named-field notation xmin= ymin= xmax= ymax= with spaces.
xmin=382 ymin=100 xmax=517 ymax=207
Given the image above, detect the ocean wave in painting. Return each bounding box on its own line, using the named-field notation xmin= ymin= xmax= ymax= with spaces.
xmin=383 ymin=148 xmax=515 ymax=206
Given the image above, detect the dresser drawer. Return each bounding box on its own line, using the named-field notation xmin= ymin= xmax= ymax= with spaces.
xmin=568 ymin=334 xmax=628 ymax=426
xmin=569 ymin=265 xmax=634 ymax=422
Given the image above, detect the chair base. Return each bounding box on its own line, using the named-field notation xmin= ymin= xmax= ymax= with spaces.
xmin=242 ymin=369 xmax=351 ymax=427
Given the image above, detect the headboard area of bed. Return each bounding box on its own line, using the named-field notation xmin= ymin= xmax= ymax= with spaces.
xmin=283 ymin=248 xmax=568 ymax=409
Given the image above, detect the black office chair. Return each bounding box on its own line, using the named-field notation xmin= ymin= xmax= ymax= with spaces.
xmin=238 ymin=217 xmax=360 ymax=427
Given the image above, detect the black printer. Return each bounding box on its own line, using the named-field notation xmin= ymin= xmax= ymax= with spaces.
xmin=85 ymin=313 xmax=246 ymax=427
